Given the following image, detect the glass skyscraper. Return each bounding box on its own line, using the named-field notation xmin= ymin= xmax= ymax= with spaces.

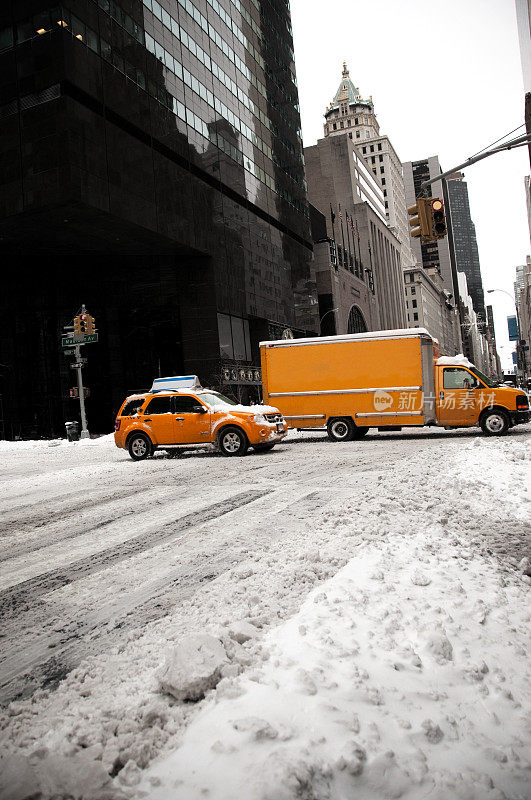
xmin=0 ymin=0 xmax=317 ymax=437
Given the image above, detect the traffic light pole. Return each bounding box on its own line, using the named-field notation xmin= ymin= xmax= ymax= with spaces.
xmin=74 ymin=344 xmax=89 ymax=439
xmin=419 ymin=133 xmax=531 ymax=193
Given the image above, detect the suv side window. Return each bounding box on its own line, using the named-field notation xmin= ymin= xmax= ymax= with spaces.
xmin=145 ymin=396 xmax=172 ymax=414
xmin=121 ymin=398 xmax=145 ymax=416
xmin=174 ymin=395 xmax=204 ymax=412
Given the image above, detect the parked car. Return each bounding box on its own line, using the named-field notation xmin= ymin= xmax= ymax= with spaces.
xmin=114 ymin=377 xmax=287 ymax=460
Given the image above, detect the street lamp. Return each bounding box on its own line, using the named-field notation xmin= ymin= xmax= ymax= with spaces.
xmin=319 ymin=307 xmax=338 ymax=334
xmin=487 ymin=288 xmax=524 ymax=382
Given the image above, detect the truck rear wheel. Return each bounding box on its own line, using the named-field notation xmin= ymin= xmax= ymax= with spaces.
xmin=480 ymin=409 xmax=509 ymax=436
xmin=327 ymin=417 xmax=354 ymax=442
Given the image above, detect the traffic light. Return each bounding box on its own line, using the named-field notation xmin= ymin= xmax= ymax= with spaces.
xmin=73 ymin=315 xmax=82 ymax=334
xmin=429 ymin=198 xmax=447 ymax=239
xmin=408 ymin=199 xmax=431 ymax=240
xmin=79 ymin=313 xmax=95 ymax=333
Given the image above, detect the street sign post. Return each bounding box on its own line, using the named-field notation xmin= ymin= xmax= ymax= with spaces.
xmin=61 ymin=304 xmax=98 ymax=439
xmin=62 ymin=333 xmax=98 ymax=348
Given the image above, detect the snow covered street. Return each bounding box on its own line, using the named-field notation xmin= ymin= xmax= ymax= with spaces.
xmin=0 ymin=426 xmax=530 ymax=800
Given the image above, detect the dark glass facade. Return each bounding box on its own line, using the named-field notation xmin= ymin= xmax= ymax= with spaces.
xmin=0 ymin=0 xmax=317 ymax=438
xmin=446 ymin=178 xmax=486 ymax=327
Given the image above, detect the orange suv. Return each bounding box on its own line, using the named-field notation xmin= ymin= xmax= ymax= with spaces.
xmin=114 ymin=385 xmax=287 ymax=460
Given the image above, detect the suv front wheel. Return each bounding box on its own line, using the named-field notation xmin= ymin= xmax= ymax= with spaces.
xmin=128 ymin=433 xmax=153 ymax=460
xmin=218 ymin=426 xmax=248 ymax=456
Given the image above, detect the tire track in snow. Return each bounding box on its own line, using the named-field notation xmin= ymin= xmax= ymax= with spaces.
xmin=0 ymin=487 xmax=333 ymax=704
xmin=0 ymin=489 xmax=269 ymax=618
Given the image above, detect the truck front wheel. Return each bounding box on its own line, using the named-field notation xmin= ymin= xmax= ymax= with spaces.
xmin=480 ymin=409 xmax=509 ymax=436
xmin=327 ymin=417 xmax=354 ymax=442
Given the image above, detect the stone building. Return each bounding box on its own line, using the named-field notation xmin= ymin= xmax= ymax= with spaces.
xmin=305 ymin=135 xmax=406 ymax=335
xmin=304 ymin=66 xmax=407 ymax=336
xmin=402 ymin=266 xmax=457 ymax=355
xmin=324 ymin=64 xmax=414 ymax=271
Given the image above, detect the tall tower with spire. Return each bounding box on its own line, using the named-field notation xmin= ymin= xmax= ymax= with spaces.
xmin=324 ymin=64 xmax=414 ymax=271
xmin=324 ymin=63 xmax=379 ymax=141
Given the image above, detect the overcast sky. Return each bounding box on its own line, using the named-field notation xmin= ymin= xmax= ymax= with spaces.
xmin=290 ymin=0 xmax=529 ymax=371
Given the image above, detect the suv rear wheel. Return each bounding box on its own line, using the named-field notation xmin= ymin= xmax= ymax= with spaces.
xmin=218 ymin=426 xmax=248 ymax=456
xmin=128 ymin=433 xmax=153 ymax=460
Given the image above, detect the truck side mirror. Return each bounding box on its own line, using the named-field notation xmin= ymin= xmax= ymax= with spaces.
xmin=192 ymin=405 xmax=207 ymax=413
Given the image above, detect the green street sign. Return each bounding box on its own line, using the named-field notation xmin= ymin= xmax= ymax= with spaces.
xmin=62 ymin=333 xmax=99 ymax=347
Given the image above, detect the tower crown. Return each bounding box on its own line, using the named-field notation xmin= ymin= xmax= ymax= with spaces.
xmin=326 ymin=63 xmax=372 ymax=115
xmin=324 ymin=63 xmax=379 ymax=139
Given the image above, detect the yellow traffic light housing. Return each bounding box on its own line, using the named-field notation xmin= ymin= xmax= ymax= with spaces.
xmin=408 ymin=199 xmax=431 ymax=240
xmin=84 ymin=314 xmax=95 ymax=334
xmin=430 ymin=198 xmax=447 ymax=239
xmin=73 ymin=315 xmax=82 ymax=334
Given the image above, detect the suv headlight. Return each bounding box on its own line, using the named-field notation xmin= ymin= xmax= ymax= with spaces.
xmin=251 ymin=413 xmax=267 ymax=424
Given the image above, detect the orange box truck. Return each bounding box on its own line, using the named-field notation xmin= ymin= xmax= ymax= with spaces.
xmin=260 ymin=328 xmax=529 ymax=440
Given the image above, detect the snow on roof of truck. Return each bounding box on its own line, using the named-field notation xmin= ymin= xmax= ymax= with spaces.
xmin=260 ymin=327 xmax=432 ymax=347
xmin=435 ymin=354 xmax=474 ymax=368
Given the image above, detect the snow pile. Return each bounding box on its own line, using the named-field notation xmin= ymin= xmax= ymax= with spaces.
xmin=435 ymin=354 xmax=474 ymax=367
xmin=140 ymin=528 xmax=531 ymax=800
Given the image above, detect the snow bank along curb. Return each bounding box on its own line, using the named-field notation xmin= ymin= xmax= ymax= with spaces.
xmin=140 ymin=527 xmax=531 ymax=800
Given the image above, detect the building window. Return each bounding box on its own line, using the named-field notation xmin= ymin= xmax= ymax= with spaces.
xmin=370 ymin=145 xmax=374 ymax=153
xmin=371 ymin=156 xmax=376 ymax=164
xmin=362 ymin=147 xmax=366 ymax=154
xmin=347 ymin=119 xmax=351 ymax=126
xmin=411 ymin=287 xmax=416 ymax=295
xmin=364 ymin=116 xmax=368 ymax=124
xmin=348 ymin=132 xmax=352 ymax=139
xmin=340 ymin=121 xmax=344 ymax=128
xmin=383 ymin=189 xmax=387 ymax=197
xmin=380 ymin=166 xmax=384 ymax=174
xmin=347 ymin=305 xmax=368 ymax=334
xmin=381 ymin=178 xmax=386 ymax=185
xmin=365 ymin=131 xmax=370 ymax=138
xmin=379 ymin=155 xmax=383 ymax=162
xmin=333 ymin=123 xmax=337 ymax=130
xmin=356 ymin=131 xmax=360 ymax=138
xmin=384 ymin=201 xmax=388 ymax=209
xmin=412 ymin=299 xmax=417 ymax=308
xmin=355 ymin=117 xmax=358 ymax=124
xmin=413 ymin=313 xmax=418 ymax=321
xmin=377 ymin=143 xmax=382 ymax=151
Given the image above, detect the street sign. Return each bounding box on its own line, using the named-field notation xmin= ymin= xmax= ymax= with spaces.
xmin=62 ymin=333 xmax=99 ymax=347
xmin=63 ymin=349 xmax=75 ymax=356
xmin=70 ymin=360 xmax=87 ymax=368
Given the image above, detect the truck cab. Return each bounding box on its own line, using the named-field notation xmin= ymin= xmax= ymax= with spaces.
xmin=434 ymin=357 xmax=530 ymax=434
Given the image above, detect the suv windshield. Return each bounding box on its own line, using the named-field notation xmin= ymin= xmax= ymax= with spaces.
xmin=199 ymin=391 xmax=238 ymax=408
xmin=470 ymin=367 xmax=499 ymax=389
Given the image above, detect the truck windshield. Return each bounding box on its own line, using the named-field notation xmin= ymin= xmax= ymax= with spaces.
xmin=470 ymin=367 xmax=498 ymax=388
